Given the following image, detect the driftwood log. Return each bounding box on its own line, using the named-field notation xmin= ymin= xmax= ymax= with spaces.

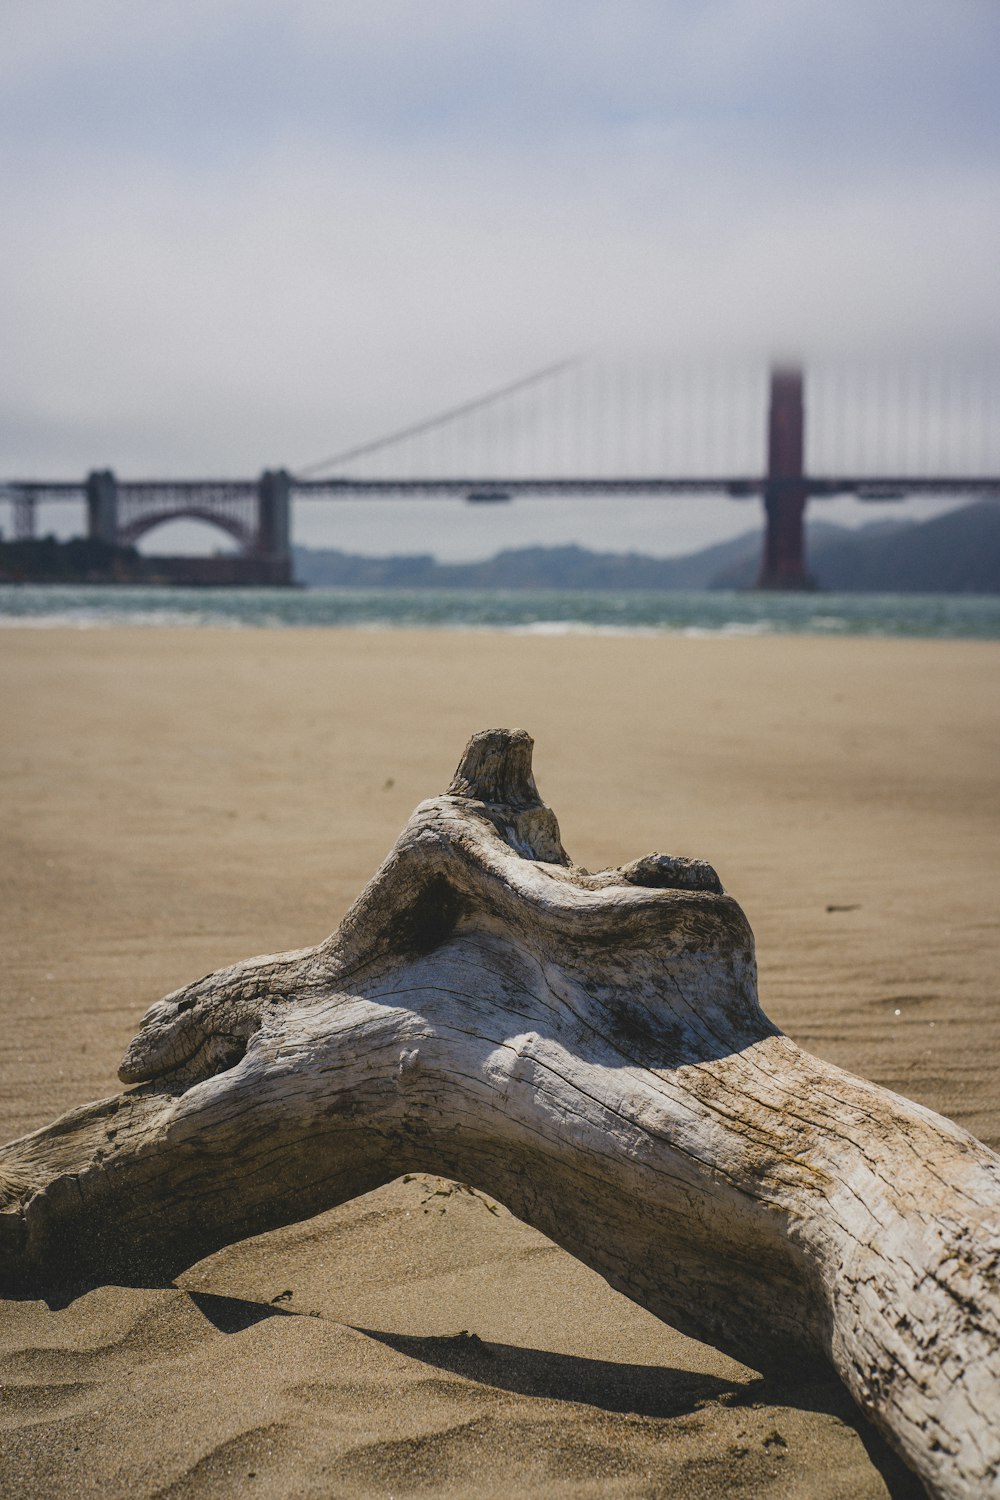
xmin=1 ymin=729 xmax=998 ymax=1499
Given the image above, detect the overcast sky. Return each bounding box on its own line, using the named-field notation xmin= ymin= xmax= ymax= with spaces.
xmin=3 ymin=1 xmax=998 ymax=557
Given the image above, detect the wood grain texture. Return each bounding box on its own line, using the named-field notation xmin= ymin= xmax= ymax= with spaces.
xmin=1 ymin=728 xmax=997 ymax=1499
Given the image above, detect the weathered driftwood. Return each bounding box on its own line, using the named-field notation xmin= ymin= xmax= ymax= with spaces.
xmin=1 ymin=729 xmax=998 ymax=1498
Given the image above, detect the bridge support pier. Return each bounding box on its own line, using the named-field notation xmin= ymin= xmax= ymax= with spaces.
xmin=256 ymin=469 xmax=292 ymax=585
xmin=758 ymin=367 xmax=812 ymax=589
xmin=86 ymin=469 xmax=119 ymax=547
xmin=13 ymin=492 xmax=36 ymax=542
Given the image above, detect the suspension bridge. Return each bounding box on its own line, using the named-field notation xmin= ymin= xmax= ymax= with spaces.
xmin=3 ymin=358 xmax=998 ymax=588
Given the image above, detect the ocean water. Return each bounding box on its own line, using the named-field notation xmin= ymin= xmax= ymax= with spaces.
xmin=1 ymin=584 xmax=999 ymax=639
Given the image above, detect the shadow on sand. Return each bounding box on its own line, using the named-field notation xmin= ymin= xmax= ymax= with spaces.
xmin=181 ymin=1294 xmax=923 ymax=1498
xmin=355 ymin=1325 xmax=925 ymax=1500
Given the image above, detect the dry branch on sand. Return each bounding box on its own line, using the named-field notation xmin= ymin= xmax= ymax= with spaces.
xmin=1 ymin=729 xmax=998 ymax=1499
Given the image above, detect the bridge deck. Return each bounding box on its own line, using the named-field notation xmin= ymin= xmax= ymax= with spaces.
xmin=4 ymin=474 xmax=998 ymax=500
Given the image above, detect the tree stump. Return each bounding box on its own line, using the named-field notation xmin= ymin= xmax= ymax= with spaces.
xmin=1 ymin=729 xmax=998 ymax=1499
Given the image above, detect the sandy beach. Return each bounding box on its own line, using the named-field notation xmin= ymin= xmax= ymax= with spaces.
xmin=2 ymin=626 xmax=998 ymax=1499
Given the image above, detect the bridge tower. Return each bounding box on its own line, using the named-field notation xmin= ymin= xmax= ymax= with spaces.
xmin=758 ymin=366 xmax=811 ymax=589
xmin=86 ymin=469 xmax=119 ymax=547
xmin=256 ymin=469 xmax=292 ymax=584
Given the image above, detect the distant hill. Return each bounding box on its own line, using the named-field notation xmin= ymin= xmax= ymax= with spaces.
xmin=293 ymin=529 xmax=765 ymax=591
xmin=816 ymin=498 xmax=1000 ymax=592
xmin=293 ymin=497 xmax=1000 ymax=594
xmin=711 ymin=498 xmax=1000 ymax=592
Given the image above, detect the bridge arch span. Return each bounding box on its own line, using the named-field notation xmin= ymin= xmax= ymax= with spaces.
xmin=117 ymin=507 xmax=254 ymax=552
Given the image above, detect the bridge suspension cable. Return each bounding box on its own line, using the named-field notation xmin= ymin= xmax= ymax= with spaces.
xmin=295 ymin=356 xmax=582 ymax=478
